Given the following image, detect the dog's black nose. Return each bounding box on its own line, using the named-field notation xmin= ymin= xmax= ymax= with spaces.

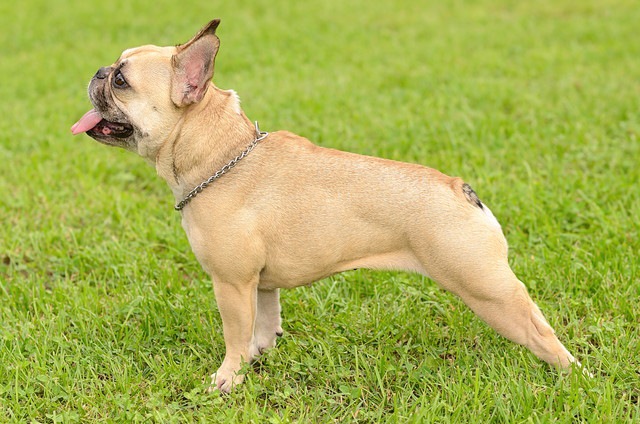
xmin=94 ymin=66 xmax=113 ymax=79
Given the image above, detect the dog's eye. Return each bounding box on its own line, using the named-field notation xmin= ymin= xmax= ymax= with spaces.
xmin=112 ymin=71 xmax=128 ymax=88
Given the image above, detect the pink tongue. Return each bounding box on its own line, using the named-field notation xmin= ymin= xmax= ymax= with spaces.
xmin=71 ymin=109 xmax=103 ymax=135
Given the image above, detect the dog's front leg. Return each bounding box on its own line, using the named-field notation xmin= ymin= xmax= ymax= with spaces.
xmin=250 ymin=288 xmax=283 ymax=358
xmin=209 ymin=277 xmax=258 ymax=393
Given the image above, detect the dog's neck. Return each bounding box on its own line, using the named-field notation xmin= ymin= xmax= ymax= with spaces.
xmin=155 ymin=84 xmax=256 ymax=200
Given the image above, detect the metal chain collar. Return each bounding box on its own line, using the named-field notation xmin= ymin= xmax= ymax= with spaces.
xmin=174 ymin=121 xmax=269 ymax=211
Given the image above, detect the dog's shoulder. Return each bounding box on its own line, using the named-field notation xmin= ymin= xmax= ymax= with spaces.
xmin=260 ymin=130 xmax=318 ymax=154
xmin=268 ymin=130 xmax=313 ymax=144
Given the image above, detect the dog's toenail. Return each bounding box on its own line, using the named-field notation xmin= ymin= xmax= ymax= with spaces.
xmin=276 ymin=331 xmax=283 ymax=337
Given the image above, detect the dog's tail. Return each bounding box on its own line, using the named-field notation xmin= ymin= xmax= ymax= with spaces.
xmin=453 ymin=179 xmax=501 ymax=229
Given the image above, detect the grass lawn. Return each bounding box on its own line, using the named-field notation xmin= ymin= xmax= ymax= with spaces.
xmin=1 ymin=0 xmax=639 ymax=422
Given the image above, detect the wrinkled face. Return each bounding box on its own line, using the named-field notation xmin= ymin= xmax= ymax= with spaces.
xmin=72 ymin=45 xmax=181 ymax=159
xmin=72 ymin=19 xmax=221 ymax=161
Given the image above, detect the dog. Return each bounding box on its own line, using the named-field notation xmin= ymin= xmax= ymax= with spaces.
xmin=72 ymin=19 xmax=581 ymax=393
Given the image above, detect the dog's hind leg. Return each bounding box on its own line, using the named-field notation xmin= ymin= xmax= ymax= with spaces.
xmin=446 ymin=265 xmax=576 ymax=368
xmin=413 ymin=203 xmax=578 ymax=370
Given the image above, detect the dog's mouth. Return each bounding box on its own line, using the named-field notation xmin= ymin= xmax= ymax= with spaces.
xmin=71 ymin=109 xmax=133 ymax=139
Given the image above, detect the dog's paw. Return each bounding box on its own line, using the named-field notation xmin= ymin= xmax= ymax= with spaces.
xmin=207 ymin=367 xmax=245 ymax=394
xmin=569 ymin=360 xmax=594 ymax=379
xmin=250 ymin=327 xmax=283 ymax=360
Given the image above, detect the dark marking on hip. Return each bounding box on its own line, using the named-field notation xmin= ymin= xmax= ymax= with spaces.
xmin=462 ymin=183 xmax=484 ymax=210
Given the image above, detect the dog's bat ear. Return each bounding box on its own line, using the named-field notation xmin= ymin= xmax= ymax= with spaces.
xmin=171 ymin=19 xmax=221 ymax=106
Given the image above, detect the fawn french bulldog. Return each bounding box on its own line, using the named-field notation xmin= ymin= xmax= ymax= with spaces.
xmin=72 ymin=20 xmax=580 ymax=392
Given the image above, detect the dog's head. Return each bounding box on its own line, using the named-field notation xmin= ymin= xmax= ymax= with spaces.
xmin=71 ymin=20 xmax=221 ymax=159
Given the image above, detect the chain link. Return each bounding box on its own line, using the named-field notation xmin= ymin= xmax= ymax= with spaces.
xmin=174 ymin=122 xmax=269 ymax=211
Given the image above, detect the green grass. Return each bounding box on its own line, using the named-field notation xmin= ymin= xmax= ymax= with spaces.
xmin=1 ymin=0 xmax=639 ymax=422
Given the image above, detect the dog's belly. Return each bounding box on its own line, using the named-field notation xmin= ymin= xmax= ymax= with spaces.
xmin=256 ymin=238 xmax=427 ymax=290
